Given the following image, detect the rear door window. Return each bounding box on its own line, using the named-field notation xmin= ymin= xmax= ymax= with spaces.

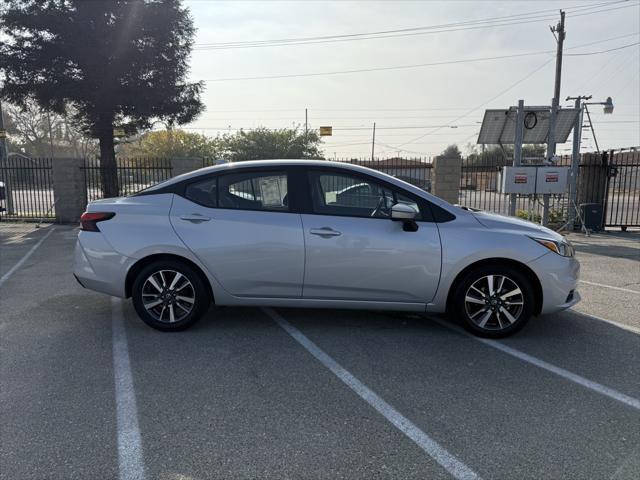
xmin=218 ymin=171 xmax=289 ymax=212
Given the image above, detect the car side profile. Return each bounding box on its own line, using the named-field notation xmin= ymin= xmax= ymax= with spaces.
xmin=74 ymin=160 xmax=580 ymax=337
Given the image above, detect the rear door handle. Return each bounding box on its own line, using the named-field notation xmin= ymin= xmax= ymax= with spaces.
xmin=309 ymin=227 xmax=341 ymax=237
xmin=180 ymin=213 xmax=211 ymax=223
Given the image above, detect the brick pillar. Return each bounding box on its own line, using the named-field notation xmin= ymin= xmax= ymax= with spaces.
xmin=52 ymin=158 xmax=87 ymax=223
xmin=170 ymin=157 xmax=204 ymax=177
xmin=431 ymin=156 xmax=462 ymax=204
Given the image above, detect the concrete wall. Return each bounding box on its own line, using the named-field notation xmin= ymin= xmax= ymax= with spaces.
xmin=52 ymin=158 xmax=86 ymax=223
xmin=170 ymin=157 xmax=204 ymax=177
xmin=431 ymin=156 xmax=462 ymax=204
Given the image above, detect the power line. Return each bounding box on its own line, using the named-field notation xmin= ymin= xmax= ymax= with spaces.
xmin=587 ymin=120 xmax=639 ymax=123
xmin=197 ymin=111 xmax=640 ymax=121
xmin=193 ymin=1 xmax=635 ymax=50
xmin=379 ymin=58 xmax=554 ymax=155
xmin=180 ymin=124 xmax=478 ymax=132
xmin=201 ymin=40 xmax=639 ymax=82
xmin=565 ymin=42 xmax=640 ymax=56
xmin=203 ymin=51 xmax=555 ymax=82
xmin=198 ymin=114 xmax=478 ymax=120
xmin=191 ymin=103 xmax=640 ymax=113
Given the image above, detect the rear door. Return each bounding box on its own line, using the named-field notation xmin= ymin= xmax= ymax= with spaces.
xmin=301 ymin=168 xmax=442 ymax=303
xmin=170 ymin=168 xmax=304 ymax=298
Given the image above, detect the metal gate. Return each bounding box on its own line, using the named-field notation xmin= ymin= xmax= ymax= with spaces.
xmin=82 ymin=157 xmax=173 ymax=202
xmin=0 ymin=157 xmax=55 ymax=221
xmin=602 ymin=150 xmax=640 ymax=229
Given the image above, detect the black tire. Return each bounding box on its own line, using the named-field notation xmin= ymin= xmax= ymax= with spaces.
xmin=131 ymin=259 xmax=210 ymax=331
xmin=451 ymin=265 xmax=534 ymax=338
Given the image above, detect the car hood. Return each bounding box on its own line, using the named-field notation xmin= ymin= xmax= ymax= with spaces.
xmin=472 ymin=210 xmax=564 ymax=241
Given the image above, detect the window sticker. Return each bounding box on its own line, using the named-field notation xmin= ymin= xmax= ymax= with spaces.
xmin=259 ymin=177 xmax=283 ymax=207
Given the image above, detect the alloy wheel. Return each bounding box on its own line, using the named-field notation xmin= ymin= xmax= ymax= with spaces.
xmin=464 ymin=274 xmax=524 ymax=331
xmin=141 ymin=270 xmax=195 ymax=323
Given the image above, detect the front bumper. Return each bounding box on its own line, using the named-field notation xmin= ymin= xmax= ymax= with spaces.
xmin=73 ymin=232 xmax=129 ymax=297
xmin=528 ymin=252 xmax=581 ymax=314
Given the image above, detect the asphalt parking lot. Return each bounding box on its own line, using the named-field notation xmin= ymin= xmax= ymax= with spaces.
xmin=1 ymin=223 xmax=639 ymax=480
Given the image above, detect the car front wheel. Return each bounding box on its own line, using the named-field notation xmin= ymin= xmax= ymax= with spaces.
xmin=132 ymin=260 xmax=210 ymax=331
xmin=452 ymin=266 xmax=534 ymax=338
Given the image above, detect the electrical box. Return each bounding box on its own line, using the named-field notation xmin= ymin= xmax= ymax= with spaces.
xmin=580 ymin=203 xmax=603 ymax=231
xmin=498 ymin=167 xmax=537 ymax=194
xmin=535 ymin=166 xmax=569 ymax=194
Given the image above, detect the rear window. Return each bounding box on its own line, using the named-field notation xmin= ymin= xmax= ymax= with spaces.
xmin=218 ymin=171 xmax=288 ymax=212
xmin=185 ymin=177 xmax=217 ymax=208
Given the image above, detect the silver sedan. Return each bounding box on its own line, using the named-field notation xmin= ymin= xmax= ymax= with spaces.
xmin=74 ymin=160 xmax=580 ymax=337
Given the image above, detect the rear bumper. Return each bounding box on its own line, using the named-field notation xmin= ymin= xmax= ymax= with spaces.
xmin=73 ymin=232 xmax=128 ymax=297
xmin=528 ymin=252 xmax=581 ymax=315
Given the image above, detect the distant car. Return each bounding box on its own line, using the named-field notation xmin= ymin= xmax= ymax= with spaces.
xmin=74 ymin=160 xmax=580 ymax=337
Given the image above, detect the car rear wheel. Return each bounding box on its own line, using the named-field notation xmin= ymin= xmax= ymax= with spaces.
xmin=452 ymin=265 xmax=534 ymax=338
xmin=132 ymin=260 xmax=210 ymax=331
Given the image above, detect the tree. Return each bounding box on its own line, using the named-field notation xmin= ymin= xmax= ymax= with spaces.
xmin=119 ymin=129 xmax=222 ymax=159
xmin=0 ymin=0 xmax=203 ymax=196
xmin=465 ymin=144 xmax=547 ymax=166
xmin=220 ymin=127 xmax=323 ymax=162
xmin=438 ymin=144 xmax=462 ymax=159
xmin=5 ymin=101 xmax=97 ymax=158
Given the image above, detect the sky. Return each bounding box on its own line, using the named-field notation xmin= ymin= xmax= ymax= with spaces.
xmin=182 ymin=0 xmax=640 ymax=158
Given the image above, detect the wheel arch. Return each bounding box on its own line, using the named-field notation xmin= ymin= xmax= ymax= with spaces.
xmin=446 ymin=258 xmax=543 ymax=316
xmin=125 ymin=253 xmax=214 ymax=302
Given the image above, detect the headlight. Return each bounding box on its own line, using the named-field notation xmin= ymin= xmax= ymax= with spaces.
xmin=529 ymin=237 xmax=575 ymax=257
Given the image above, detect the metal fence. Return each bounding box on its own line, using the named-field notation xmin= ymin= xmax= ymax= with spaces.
xmin=1 ymin=153 xmax=637 ymax=228
xmin=82 ymin=158 xmax=173 ymax=202
xmin=336 ymin=157 xmax=433 ymax=191
xmin=604 ymin=150 xmax=640 ymax=228
xmin=0 ymin=157 xmax=55 ymax=220
xmin=458 ymin=155 xmax=570 ymax=223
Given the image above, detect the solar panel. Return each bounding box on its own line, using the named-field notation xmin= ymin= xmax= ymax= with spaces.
xmin=477 ymin=107 xmax=579 ymax=144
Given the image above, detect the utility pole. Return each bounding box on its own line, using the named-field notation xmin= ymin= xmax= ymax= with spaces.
xmin=0 ymin=99 xmax=15 ymax=215
xmin=371 ymin=122 xmax=376 ymax=161
xmin=304 ymin=108 xmax=308 ymax=158
xmin=544 ymin=10 xmax=565 ymax=225
xmin=46 ymin=111 xmax=55 ymax=158
xmin=509 ymin=100 xmax=525 ymax=217
xmin=0 ymin=100 xmax=8 ymax=162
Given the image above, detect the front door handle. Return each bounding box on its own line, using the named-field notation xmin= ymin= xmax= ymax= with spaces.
xmin=310 ymin=227 xmax=341 ymax=237
xmin=180 ymin=213 xmax=211 ymax=223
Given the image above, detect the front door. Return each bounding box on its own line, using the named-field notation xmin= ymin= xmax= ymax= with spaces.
xmin=301 ymin=169 xmax=441 ymax=303
xmin=170 ymin=169 xmax=304 ymax=297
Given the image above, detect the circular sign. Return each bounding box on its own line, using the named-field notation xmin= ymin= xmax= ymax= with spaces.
xmin=523 ymin=112 xmax=538 ymax=130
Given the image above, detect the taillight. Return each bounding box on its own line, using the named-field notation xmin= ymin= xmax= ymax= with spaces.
xmin=80 ymin=212 xmax=115 ymax=232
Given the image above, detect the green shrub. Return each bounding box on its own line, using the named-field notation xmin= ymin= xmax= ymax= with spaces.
xmin=516 ymin=209 xmax=541 ymax=223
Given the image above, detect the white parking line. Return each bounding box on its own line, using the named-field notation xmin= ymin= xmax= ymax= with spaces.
xmin=429 ymin=317 xmax=640 ymax=412
xmin=112 ymin=297 xmax=146 ymax=480
xmin=0 ymin=226 xmax=55 ymax=287
xmin=579 ymin=280 xmax=640 ymax=295
xmin=264 ymin=308 xmax=481 ymax=480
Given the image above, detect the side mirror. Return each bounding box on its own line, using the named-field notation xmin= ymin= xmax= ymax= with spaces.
xmin=391 ymin=203 xmax=418 ymax=221
xmin=391 ymin=203 xmax=419 ymax=232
